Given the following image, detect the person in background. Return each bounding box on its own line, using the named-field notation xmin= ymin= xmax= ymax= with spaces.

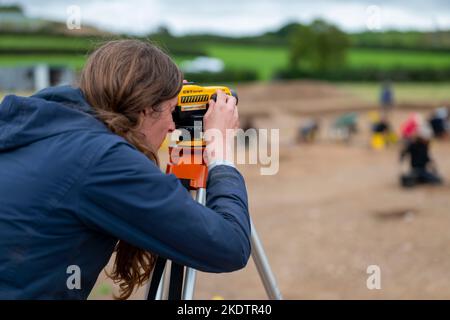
xmin=380 ymin=80 xmax=394 ymax=116
xmin=400 ymin=125 xmax=443 ymax=187
xmin=370 ymin=113 xmax=397 ymax=150
xmin=297 ymin=118 xmax=320 ymax=144
xmin=429 ymin=107 xmax=449 ymax=139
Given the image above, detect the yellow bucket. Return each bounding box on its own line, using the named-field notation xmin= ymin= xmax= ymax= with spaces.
xmin=371 ymin=133 xmax=385 ymax=150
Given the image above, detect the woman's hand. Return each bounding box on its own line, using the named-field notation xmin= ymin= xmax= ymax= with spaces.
xmin=203 ymin=90 xmax=239 ymax=165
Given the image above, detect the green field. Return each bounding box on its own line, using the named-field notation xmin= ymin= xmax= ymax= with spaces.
xmin=0 ymin=35 xmax=95 ymax=50
xmin=337 ymin=82 xmax=450 ymax=104
xmin=200 ymin=44 xmax=450 ymax=79
xmin=0 ymin=54 xmax=190 ymax=71
xmin=1 ymin=37 xmax=450 ymax=81
xmin=348 ymin=49 xmax=450 ymax=69
xmin=0 ymin=55 xmax=87 ymax=69
xmin=204 ymin=44 xmax=288 ymax=81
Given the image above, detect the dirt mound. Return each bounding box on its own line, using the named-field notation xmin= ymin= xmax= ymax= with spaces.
xmin=236 ymin=80 xmax=374 ymax=117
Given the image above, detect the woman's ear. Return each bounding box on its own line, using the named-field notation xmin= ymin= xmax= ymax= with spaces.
xmin=136 ymin=109 xmax=148 ymax=129
xmin=141 ymin=108 xmax=154 ymax=119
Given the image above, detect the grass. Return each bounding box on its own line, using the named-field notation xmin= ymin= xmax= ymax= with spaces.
xmin=202 ymin=44 xmax=289 ymax=81
xmin=0 ymin=40 xmax=449 ymax=82
xmin=0 ymin=35 xmax=95 ymax=50
xmin=337 ymin=82 xmax=450 ymax=104
xmin=0 ymin=54 xmax=196 ymax=71
xmin=198 ymin=44 xmax=450 ymax=79
xmin=348 ymin=49 xmax=450 ymax=69
xmin=0 ymin=55 xmax=88 ymax=69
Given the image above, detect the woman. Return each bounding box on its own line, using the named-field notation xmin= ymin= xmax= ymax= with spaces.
xmin=0 ymin=40 xmax=250 ymax=299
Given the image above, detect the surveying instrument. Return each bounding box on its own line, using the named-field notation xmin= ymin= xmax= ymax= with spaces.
xmin=145 ymin=84 xmax=282 ymax=300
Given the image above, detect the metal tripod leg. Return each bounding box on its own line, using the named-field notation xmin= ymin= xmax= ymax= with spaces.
xmin=181 ymin=188 xmax=282 ymax=300
xmin=156 ymin=189 xmax=204 ymax=300
xmin=156 ymin=264 xmax=167 ymax=300
xmin=250 ymin=220 xmax=283 ymax=300
xmin=180 ymin=187 xmax=205 ymax=300
xmin=148 ymin=187 xmax=283 ymax=300
xmin=144 ymin=260 xmax=166 ymax=300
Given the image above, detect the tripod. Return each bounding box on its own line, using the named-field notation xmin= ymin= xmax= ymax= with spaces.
xmin=145 ymin=141 xmax=282 ymax=300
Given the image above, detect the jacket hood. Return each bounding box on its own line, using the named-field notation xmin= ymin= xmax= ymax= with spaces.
xmin=0 ymin=85 xmax=106 ymax=151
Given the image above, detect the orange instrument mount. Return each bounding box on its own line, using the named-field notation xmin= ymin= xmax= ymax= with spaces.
xmin=166 ymin=139 xmax=208 ymax=191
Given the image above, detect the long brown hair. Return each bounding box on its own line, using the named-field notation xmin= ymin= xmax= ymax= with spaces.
xmin=79 ymin=39 xmax=183 ymax=299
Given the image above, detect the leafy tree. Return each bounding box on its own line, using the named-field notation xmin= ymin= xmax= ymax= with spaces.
xmin=289 ymin=19 xmax=350 ymax=71
xmin=0 ymin=5 xmax=23 ymax=13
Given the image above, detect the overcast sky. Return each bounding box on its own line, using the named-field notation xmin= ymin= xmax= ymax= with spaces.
xmin=2 ymin=0 xmax=450 ymax=35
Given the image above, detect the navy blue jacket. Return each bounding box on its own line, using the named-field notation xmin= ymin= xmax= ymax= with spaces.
xmin=0 ymin=86 xmax=251 ymax=299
